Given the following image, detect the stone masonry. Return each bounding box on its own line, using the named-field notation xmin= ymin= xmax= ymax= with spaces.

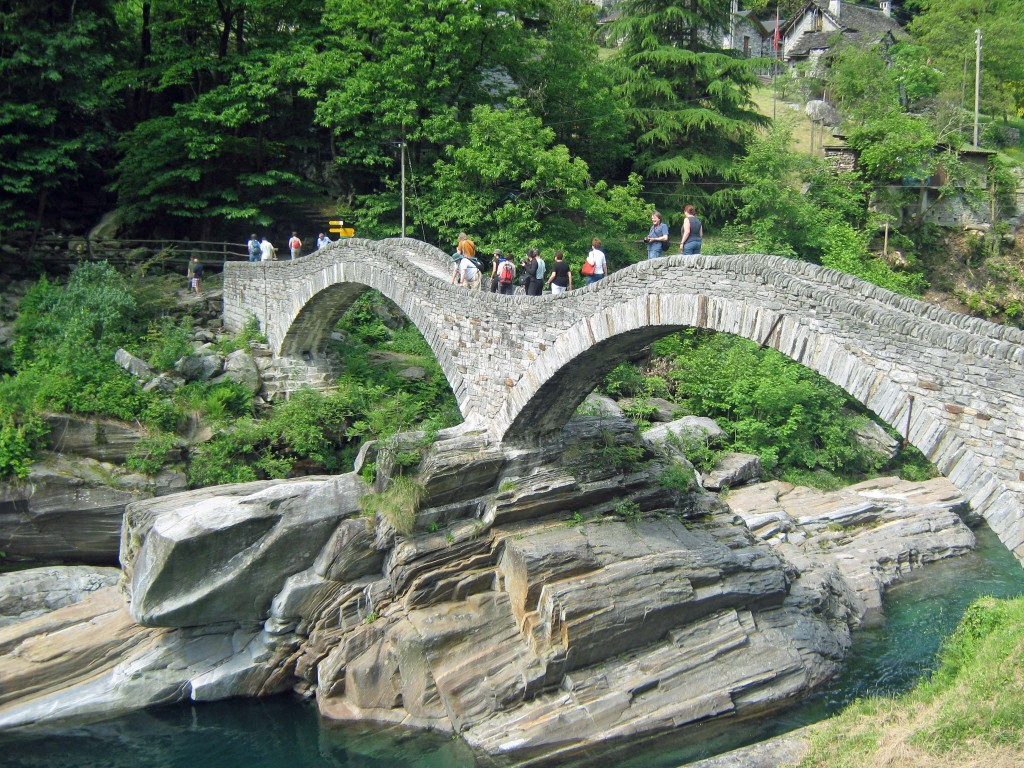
xmin=223 ymin=237 xmax=1024 ymax=564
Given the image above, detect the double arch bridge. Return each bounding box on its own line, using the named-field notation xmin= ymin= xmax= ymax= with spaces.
xmin=223 ymin=237 xmax=1024 ymax=564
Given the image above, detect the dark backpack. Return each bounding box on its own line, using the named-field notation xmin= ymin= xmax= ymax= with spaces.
xmin=498 ymin=261 xmax=514 ymax=284
xmin=470 ymin=257 xmax=484 ymax=273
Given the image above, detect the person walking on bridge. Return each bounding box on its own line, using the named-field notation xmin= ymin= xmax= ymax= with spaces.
xmin=259 ymin=236 xmax=275 ymax=262
xmin=451 ymin=250 xmax=482 ymax=290
xmin=644 ymin=211 xmax=669 ymax=259
xmin=546 ymin=251 xmax=572 ymax=294
xmin=493 ymin=251 xmax=516 ymax=295
xmin=584 ymin=237 xmax=607 ymax=285
xmin=288 ymin=232 xmax=302 ymax=259
xmin=680 ymin=204 xmax=703 ymax=255
xmin=317 ymin=232 xmax=331 ymax=249
xmin=247 ymin=234 xmax=260 ymax=262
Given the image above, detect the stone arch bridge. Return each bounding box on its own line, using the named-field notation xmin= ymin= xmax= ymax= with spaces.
xmin=223 ymin=237 xmax=1024 ymax=562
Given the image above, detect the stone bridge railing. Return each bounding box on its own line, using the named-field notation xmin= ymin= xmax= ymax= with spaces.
xmin=223 ymin=237 xmax=1024 ymax=563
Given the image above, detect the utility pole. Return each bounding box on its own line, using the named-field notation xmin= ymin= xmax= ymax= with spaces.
xmin=400 ymin=140 xmax=407 ymax=238
xmin=974 ymin=28 xmax=982 ymax=147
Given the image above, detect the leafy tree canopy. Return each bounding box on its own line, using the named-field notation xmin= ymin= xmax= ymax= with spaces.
xmin=610 ymin=0 xmax=768 ymax=219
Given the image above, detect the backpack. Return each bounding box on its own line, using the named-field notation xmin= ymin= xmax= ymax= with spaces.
xmin=534 ymin=257 xmax=546 ymax=280
xmin=470 ymin=257 xmax=484 ymax=273
xmin=498 ymin=260 xmax=514 ymax=284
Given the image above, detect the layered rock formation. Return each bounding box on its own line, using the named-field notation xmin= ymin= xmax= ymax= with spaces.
xmin=0 ymin=411 xmax=978 ymax=765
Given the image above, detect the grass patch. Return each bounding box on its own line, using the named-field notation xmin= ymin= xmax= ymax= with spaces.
xmin=359 ymin=475 xmax=424 ymax=535
xmin=799 ymin=595 xmax=1024 ymax=768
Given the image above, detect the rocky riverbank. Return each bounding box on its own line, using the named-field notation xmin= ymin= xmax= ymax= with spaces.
xmin=0 ymin=403 xmax=977 ymax=765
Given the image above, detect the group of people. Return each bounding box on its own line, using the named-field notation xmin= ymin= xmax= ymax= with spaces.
xmin=448 ymin=203 xmax=700 ymax=297
xmin=449 ymin=233 xmax=609 ymax=296
xmin=245 ymin=231 xmax=334 ymax=262
xmin=643 ymin=205 xmax=703 ymax=259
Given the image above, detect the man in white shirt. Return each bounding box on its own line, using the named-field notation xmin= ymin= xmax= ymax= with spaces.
xmin=260 ymin=237 xmax=275 ymax=262
xmin=451 ymin=254 xmax=482 ymax=290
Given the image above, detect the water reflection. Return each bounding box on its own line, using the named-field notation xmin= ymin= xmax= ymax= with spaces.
xmin=0 ymin=698 xmax=475 ymax=768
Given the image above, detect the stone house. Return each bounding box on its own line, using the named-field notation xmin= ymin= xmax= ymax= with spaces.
xmin=824 ymin=137 xmax=1001 ymax=228
xmin=722 ymin=0 xmax=777 ymax=58
xmin=780 ymin=0 xmax=906 ymax=71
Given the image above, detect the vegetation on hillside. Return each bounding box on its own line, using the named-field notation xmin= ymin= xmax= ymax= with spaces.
xmin=0 ymin=265 xmax=460 ymax=484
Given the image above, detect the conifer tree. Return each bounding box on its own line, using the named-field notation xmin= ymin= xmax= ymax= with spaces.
xmin=612 ymin=0 xmax=767 ymax=217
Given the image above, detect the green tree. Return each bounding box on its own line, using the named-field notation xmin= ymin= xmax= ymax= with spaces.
xmin=110 ymin=0 xmax=326 ymax=236
xmin=0 ymin=0 xmax=122 ymax=233
xmin=420 ymin=99 xmax=649 ymax=262
xmin=611 ymin=0 xmax=767 ymax=217
xmin=516 ymin=0 xmax=630 ymax=179
xmin=908 ymin=0 xmax=1024 ymax=121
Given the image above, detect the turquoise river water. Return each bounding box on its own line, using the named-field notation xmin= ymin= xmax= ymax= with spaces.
xmin=2 ymin=525 xmax=1022 ymax=768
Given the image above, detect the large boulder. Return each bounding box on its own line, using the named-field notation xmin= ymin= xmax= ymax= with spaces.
xmin=727 ymin=476 xmax=975 ymax=623
xmin=43 ymin=413 xmax=147 ymax=464
xmin=215 ymin=349 xmax=261 ymax=392
xmin=122 ymin=474 xmax=369 ymax=627
xmin=0 ymin=452 xmax=186 ymax=563
xmin=174 ymin=353 xmax=224 ymax=382
xmin=850 ymin=417 xmax=900 ymax=462
xmin=702 ymin=452 xmax=763 ymax=490
xmin=0 ymin=585 xmax=290 ymax=732
xmin=115 ymin=348 xmax=154 ymax=380
xmin=643 ymin=415 xmax=726 ymax=451
xmin=0 ymin=565 xmax=120 ymax=627
xmin=805 ymin=99 xmax=841 ymax=126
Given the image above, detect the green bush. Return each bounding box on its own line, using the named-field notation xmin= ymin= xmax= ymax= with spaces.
xmin=143 ymin=316 xmax=193 ymax=371
xmin=124 ymin=432 xmax=180 ymax=475
xmin=645 ymin=330 xmax=880 ymax=479
xmin=0 ymin=410 xmax=47 ymax=479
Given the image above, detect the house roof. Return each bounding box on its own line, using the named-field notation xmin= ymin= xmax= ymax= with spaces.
xmin=833 ymin=2 xmax=905 ymax=42
xmin=737 ymin=10 xmax=772 ymax=37
xmin=787 ymin=30 xmax=834 ymax=57
xmin=783 ymin=1 xmax=906 ymax=53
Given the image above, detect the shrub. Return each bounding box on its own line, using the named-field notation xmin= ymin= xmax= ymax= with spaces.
xmin=143 ymin=316 xmax=193 ymax=371
xmin=0 ymin=411 xmax=47 ymax=479
xmin=359 ymin=475 xmax=424 ymax=535
xmin=124 ymin=432 xmax=180 ymax=476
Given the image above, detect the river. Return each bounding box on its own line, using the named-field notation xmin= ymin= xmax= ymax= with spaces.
xmin=2 ymin=525 xmax=1022 ymax=768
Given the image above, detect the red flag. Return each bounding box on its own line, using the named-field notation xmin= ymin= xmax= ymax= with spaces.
xmin=773 ymin=6 xmax=780 ymax=51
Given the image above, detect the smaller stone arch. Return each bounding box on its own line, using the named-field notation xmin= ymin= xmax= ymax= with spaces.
xmin=267 ymin=242 xmax=474 ymax=424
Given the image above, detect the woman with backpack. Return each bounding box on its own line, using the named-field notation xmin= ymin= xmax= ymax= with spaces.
xmin=491 ymin=250 xmax=516 ymax=295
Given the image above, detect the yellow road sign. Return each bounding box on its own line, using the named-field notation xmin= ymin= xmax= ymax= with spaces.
xmin=330 ymin=227 xmax=355 ymax=237
xmin=329 ymin=220 xmax=344 ymax=226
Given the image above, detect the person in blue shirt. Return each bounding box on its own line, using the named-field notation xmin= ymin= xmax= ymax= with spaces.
xmin=247 ymin=234 xmax=260 ymax=262
xmin=644 ymin=211 xmax=669 ymax=259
